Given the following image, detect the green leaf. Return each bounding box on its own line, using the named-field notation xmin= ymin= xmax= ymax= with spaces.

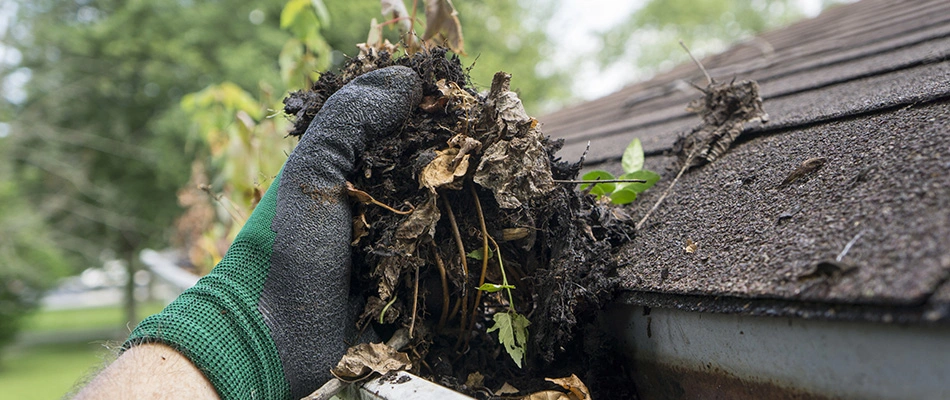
xmin=466 ymin=248 xmax=494 ymax=260
xmin=487 ymin=311 xmax=531 ymax=368
xmin=310 ymin=0 xmax=330 ymax=27
xmin=617 ymin=170 xmax=661 ymax=193
xmin=609 ymin=189 xmax=637 ymax=205
xmin=621 ymin=138 xmax=645 ymax=173
xmin=280 ymin=0 xmax=310 ymax=29
xmin=477 ymin=283 xmax=515 ymax=293
xmin=579 ymin=170 xmax=615 ymax=197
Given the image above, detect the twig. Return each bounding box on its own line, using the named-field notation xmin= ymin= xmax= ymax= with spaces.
xmin=636 ymin=147 xmax=698 ymax=230
xmin=552 ymin=179 xmax=647 ymax=184
xmin=680 ymin=40 xmax=713 ymax=85
xmin=199 ymin=184 xmax=246 ymax=224
xmin=431 ymin=245 xmax=451 ymax=331
xmin=465 ymin=183 xmax=490 ymax=349
xmin=837 ymin=230 xmax=867 ymax=262
xmin=409 ymin=262 xmax=420 ymax=339
xmin=442 ymin=196 xmax=470 ymax=348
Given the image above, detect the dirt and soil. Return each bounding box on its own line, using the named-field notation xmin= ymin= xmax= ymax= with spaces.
xmin=284 ymin=48 xmax=637 ymax=398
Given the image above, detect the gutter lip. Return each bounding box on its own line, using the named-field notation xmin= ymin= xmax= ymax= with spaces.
xmin=615 ymin=290 xmax=950 ymax=325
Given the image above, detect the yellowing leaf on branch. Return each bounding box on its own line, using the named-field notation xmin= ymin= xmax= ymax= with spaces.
xmin=422 ymin=0 xmax=465 ymax=54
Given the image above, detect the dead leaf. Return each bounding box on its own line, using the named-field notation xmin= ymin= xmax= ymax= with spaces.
xmin=422 ymin=0 xmax=465 ymax=55
xmin=436 ymin=79 xmax=476 ymax=112
xmin=473 ymin=72 xmax=555 ymax=208
xmin=522 ymin=391 xmax=572 ymax=400
xmin=545 ymin=374 xmax=591 ymax=400
xmin=683 ymin=239 xmax=698 ymax=253
xmin=778 ymin=157 xmax=827 ymax=188
xmin=395 ymin=191 xmax=440 ymax=242
xmin=352 ymin=212 xmax=370 ymax=246
xmin=495 ymin=382 xmax=520 ymax=396
xmin=675 ymin=79 xmax=769 ymax=168
xmin=465 ymin=371 xmax=485 ymax=389
xmin=330 ymin=342 xmax=411 ymax=383
xmin=381 ymin=0 xmax=412 ymax=36
xmin=420 ymin=148 xmax=468 ymax=190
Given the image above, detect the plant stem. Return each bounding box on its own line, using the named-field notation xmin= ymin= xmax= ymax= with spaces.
xmin=487 ymin=235 xmax=514 ymax=311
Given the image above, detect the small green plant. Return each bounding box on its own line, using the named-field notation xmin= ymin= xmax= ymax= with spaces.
xmin=579 ymin=138 xmax=660 ymax=204
xmin=470 ymin=240 xmax=529 ymax=368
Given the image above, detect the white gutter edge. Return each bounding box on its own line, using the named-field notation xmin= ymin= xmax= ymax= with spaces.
xmin=605 ymin=304 xmax=950 ymax=399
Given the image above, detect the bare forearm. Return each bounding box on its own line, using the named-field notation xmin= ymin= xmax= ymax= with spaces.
xmin=75 ymin=343 xmax=219 ymax=400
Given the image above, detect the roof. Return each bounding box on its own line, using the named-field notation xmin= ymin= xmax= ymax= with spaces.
xmin=542 ymin=0 xmax=950 ymax=323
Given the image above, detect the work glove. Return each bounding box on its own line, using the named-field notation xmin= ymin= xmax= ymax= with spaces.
xmin=125 ymin=66 xmax=422 ymax=400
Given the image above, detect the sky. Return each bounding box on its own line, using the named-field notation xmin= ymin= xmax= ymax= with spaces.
xmin=546 ymin=0 xmax=831 ymax=102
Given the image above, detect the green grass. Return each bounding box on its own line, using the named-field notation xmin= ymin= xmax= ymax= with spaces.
xmin=0 ymin=342 xmax=110 ymax=399
xmin=0 ymin=302 xmax=170 ymax=399
xmin=24 ymin=302 xmax=168 ymax=333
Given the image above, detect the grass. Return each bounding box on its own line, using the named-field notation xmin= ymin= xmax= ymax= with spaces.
xmin=24 ymin=302 xmax=167 ymax=333
xmin=0 ymin=301 xmax=169 ymax=399
xmin=0 ymin=342 xmax=110 ymax=399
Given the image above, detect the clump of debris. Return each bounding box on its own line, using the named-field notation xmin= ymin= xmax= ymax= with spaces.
xmin=284 ymin=47 xmax=636 ymax=398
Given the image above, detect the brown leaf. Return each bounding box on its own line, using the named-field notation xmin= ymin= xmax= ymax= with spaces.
xmin=495 ymin=382 xmax=520 ymax=396
xmin=545 ymin=374 xmax=591 ymax=400
xmin=352 ymin=212 xmax=370 ymax=246
xmin=420 ymin=148 xmax=468 ymax=190
xmin=423 ymin=0 xmax=465 ymax=54
xmin=465 ymin=371 xmax=485 ymax=389
xmin=330 ymin=342 xmax=411 ymax=383
xmin=522 ymin=391 xmax=572 ymax=400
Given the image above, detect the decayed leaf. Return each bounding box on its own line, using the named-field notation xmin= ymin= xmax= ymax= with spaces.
xmin=330 ymin=342 xmax=411 ymax=383
xmin=395 ymin=191 xmax=440 ymax=242
xmin=522 ymin=391 xmax=573 ymax=400
xmin=496 ymin=382 xmax=520 ymax=396
xmin=422 ymin=0 xmax=465 ymax=54
xmin=545 ymin=375 xmax=591 ymax=400
xmin=683 ymin=239 xmax=698 ymax=254
xmin=474 ymin=72 xmax=555 ymax=208
xmin=436 ymin=79 xmax=477 ymax=112
xmin=380 ymin=0 xmax=412 ymax=36
xmin=352 ymin=212 xmax=370 ymax=246
xmin=675 ymin=79 xmax=769 ymax=167
xmin=420 ymin=148 xmax=469 ymax=190
xmin=465 ymin=371 xmax=485 ymax=389
xmin=487 ymin=311 xmax=530 ymax=367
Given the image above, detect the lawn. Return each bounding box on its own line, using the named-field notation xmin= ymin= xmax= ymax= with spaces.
xmin=0 ymin=342 xmax=109 ymax=399
xmin=0 ymin=302 xmax=169 ymax=399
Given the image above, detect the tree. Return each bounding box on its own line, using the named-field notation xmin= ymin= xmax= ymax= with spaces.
xmin=317 ymin=0 xmax=568 ymax=113
xmin=598 ymin=0 xmax=838 ymax=78
xmin=0 ymin=0 xmax=295 ymax=335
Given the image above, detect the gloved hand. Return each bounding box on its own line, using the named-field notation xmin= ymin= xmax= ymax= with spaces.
xmin=126 ymin=66 xmax=422 ymax=400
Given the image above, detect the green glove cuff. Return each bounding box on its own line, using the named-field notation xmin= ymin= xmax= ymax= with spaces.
xmin=124 ymin=170 xmax=289 ymax=400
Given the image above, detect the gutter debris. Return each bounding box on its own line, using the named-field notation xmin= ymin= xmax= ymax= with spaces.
xmin=284 ymin=48 xmax=635 ymax=398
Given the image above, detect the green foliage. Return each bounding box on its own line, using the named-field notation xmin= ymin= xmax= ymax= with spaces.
xmin=476 ymin=283 xmax=515 ymax=293
xmin=465 ymin=248 xmax=493 ymax=261
xmin=0 ymin=143 xmax=69 ymax=354
xmin=580 ymin=138 xmax=660 ymax=205
xmin=487 ymin=311 xmax=530 ymax=368
xmin=317 ymin=0 xmax=568 ymax=113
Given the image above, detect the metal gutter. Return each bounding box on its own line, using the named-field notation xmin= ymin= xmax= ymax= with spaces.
xmin=604 ymin=304 xmax=950 ymax=399
xmin=336 ymin=371 xmax=473 ymax=400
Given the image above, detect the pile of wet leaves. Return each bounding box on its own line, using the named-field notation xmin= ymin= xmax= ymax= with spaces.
xmin=284 ymin=48 xmax=637 ymax=398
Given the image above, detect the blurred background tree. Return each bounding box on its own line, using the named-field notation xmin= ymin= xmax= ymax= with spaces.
xmin=597 ymin=0 xmax=844 ymax=82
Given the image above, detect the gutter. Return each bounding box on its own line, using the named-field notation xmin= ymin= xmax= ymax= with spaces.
xmin=604 ymin=304 xmax=950 ymax=399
